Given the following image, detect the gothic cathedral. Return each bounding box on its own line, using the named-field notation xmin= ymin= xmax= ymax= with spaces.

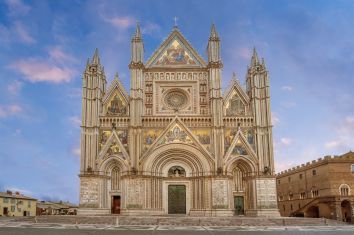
xmin=79 ymin=23 xmax=280 ymax=217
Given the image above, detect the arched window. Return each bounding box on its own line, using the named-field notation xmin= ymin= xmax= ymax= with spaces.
xmin=339 ymin=184 xmax=350 ymax=196
xmin=111 ymin=166 xmax=121 ymax=190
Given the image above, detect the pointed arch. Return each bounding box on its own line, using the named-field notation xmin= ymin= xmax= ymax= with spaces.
xmin=142 ymin=143 xmax=214 ymax=176
xmin=224 ymin=129 xmax=258 ymax=167
xmin=98 ymin=130 xmax=130 ymax=161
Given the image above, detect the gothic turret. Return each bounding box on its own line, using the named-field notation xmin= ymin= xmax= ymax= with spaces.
xmin=81 ymin=48 xmax=106 ymax=172
xmin=246 ymin=47 xmax=274 ymax=174
xmin=129 ymin=22 xmax=144 ymax=170
xmin=207 ymin=23 xmax=224 ymax=169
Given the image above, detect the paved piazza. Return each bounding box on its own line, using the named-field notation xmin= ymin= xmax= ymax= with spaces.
xmin=1 ymin=224 xmax=354 ymax=235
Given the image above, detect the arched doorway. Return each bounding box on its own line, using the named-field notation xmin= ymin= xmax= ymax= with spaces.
xmin=229 ymin=158 xmax=255 ymax=216
xmin=341 ymin=200 xmax=352 ymax=222
xmin=306 ymin=206 xmax=319 ymax=218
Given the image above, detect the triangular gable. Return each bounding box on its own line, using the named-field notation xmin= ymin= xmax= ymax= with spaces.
xmin=98 ymin=129 xmax=130 ymax=161
xmin=141 ymin=116 xmax=212 ymax=161
xmin=102 ymin=77 xmax=129 ymax=116
xmin=224 ymin=128 xmax=258 ymax=166
xmin=103 ymin=77 xmax=129 ymax=105
xmin=223 ymin=77 xmax=249 ymax=105
xmin=146 ymin=29 xmax=207 ymax=68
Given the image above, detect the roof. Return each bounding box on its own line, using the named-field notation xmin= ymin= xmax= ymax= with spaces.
xmin=0 ymin=192 xmax=37 ymax=201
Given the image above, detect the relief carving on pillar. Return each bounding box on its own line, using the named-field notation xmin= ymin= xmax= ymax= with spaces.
xmin=126 ymin=179 xmax=145 ymax=209
xmin=256 ymin=179 xmax=278 ymax=209
xmin=212 ymin=180 xmax=228 ymax=209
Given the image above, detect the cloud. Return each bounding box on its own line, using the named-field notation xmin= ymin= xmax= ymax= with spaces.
xmin=281 ymin=101 xmax=296 ymax=108
xmin=103 ymin=15 xmax=135 ymax=30
xmin=8 ymin=58 xmax=76 ymax=83
xmin=71 ymin=146 xmax=80 ymax=158
xmin=48 ymin=46 xmax=79 ymax=64
xmin=0 ymin=104 xmax=23 ymax=118
xmin=281 ymin=86 xmax=293 ymax=91
xmin=7 ymin=80 xmax=23 ymax=95
xmin=275 ymin=160 xmax=295 ymax=173
xmin=280 ymin=138 xmax=292 ymax=146
xmin=13 ymin=21 xmax=36 ymax=44
xmin=142 ymin=22 xmax=160 ymax=35
xmin=5 ymin=0 xmax=30 ymax=16
xmin=272 ymin=112 xmax=280 ymax=126
xmin=69 ymin=115 xmax=81 ymax=128
xmin=324 ymin=116 xmax=354 ymax=152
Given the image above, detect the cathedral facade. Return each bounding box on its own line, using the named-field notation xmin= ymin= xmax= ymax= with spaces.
xmin=78 ymin=23 xmax=280 ymax=217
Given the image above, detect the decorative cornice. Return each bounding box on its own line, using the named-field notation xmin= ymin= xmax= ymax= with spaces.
xmin=129 ymin=62 xmax=144 ymax=69
xmin=207 ymin=61 xmax=223 ymax=69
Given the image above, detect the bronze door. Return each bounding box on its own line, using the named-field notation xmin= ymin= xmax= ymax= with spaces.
xmin=112 ymin=196 xmax=121 ymax=214
xmin=168 ymin=185 xmax=186 ymax=214
xmin=234 ymin=196 xmax=244 ymax=215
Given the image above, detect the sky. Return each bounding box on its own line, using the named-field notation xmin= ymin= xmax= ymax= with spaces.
xmin=0 ymin=0 xmax=354 ymax=204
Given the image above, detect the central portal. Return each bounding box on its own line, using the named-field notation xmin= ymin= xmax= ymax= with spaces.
xmin=168 ymin=185 xmax=186 ymax=214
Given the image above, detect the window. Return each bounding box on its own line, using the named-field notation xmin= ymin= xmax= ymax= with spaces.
xmin=288 ymin=177 xmax=291 ymax=182
xmin=300 ymin=192 xmax=306 ymax=199
xmin=298 ymin=203 xmax=301 ymax=209
xmin=311 ymin=190 xmax=319 ymax=197
xmin=351 ymin=165 xmax=354 ymax=173
xmin=283 ymin=205 xmax=285 ymax=211
xmin=312 ymin=170 xmax=317 ymax=176
xmin=278 ymin=179 xmax=280 ymax=184
xmin=279 ymin=196 xmax=284 ymax=201
xmin=339 ymin=184 xmax=350 ymax=196
xmin=17 ymin=200 xmax=23 ymax=205
xmin=28 ymin=201 xmax=31 ymax=208
xmin=10 ymin=206 xmax=15 ymax=212
xmin=17 ymin=207 xmax=21 ymax=212
xmin=11 ymin=199 xmax=15 ymax=204
xmin=299 ymin=174 xmax=303 ymax=179
xmin=3 ymin=198 xmax=9 ymax=203
xmin=291 ymin=204 xmax=293 ymax=211
xmin=288 ymin=194 xmax=293 ymax=200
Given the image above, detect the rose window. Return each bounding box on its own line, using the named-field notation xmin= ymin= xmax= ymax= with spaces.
xmin=164 ymin=89 xmax=189 ymax=110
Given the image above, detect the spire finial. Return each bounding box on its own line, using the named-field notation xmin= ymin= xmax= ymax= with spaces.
xmin=92 ymin=48 xmax=100 ymax=64
xmin=210 ymin=22 xmax=218 ymax=39
xmin=85 ymin=58 xmax=90 ymax=70
xmin=251 ymin=47 xmax=259 ymax=66
xmin=135 ymin=21 xmax=141 ymax=38
xmin=114 ymin=72 xmax=119 ymax=80
xmin=173 ymin=16 xmax=178 ymax=28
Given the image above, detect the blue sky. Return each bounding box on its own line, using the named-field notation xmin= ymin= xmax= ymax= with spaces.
xmin=0 ymin=0 xmax=353 ymax=203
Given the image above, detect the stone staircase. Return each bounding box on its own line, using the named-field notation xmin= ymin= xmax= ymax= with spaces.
xmin=13 ymin=215 xmax=348 ymax=226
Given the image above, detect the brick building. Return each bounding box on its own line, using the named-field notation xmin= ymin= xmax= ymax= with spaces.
xmin=276 ymin=151 xmax=354 ymax=222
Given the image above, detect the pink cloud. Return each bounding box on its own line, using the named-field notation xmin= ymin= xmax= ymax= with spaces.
xmin=9 ymin=58 xmax=76 ymax=83
xmin=0 ymin=104 xmax=22 ymax=118
xmin=71 ymin=146 xmax=80 ymax=158
xmin=104 ymin=16 xmax=135 ymax=29
xmin=14 ymin=21 xmax=35 ymax=44
xmin=48 ymin=46 xmax=78 ymax=64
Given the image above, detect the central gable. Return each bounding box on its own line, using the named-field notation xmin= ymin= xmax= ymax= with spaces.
xmin=146 ymin=29 xmax=207 ymax=68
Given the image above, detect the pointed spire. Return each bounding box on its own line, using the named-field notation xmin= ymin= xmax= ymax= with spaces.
xmin=251 ymin=47 xmax=259 ymax=66
xmin=210 ymin=23 xmax=219 ymax=39
xmin=92 ymin=48 xmax=100 ymax=64
xmin=261 ymin=57 xmax=266 ymax=67
xmin=134 ymin=21 xmax=141 ymax=38
xmin=85 ymin=58 xmax=90 ymax=70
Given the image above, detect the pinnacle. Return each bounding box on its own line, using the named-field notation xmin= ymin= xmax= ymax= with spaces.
xmin=114 ymin=72 xmax=119 ymax=80
xmin=135 ymin=21 xmax=141 ymax=38
xmin=210 ymin=23 xmax=219 ymax=39
xmin=92 ymin=48 xmax=100 ymax=65
xmin=251 ymin=47 xmax=259 ymax=66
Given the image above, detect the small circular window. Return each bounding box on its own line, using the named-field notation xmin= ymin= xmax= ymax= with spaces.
xmin=163 ymin=89 xmax=189 ymax=110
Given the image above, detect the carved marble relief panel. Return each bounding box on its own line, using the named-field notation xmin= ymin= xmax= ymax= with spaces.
xmin=80 ymin=178 xmax=99 ymax=207
xmin=256 ymin=179 xmax=278 ymax=209
xmin=212 ymin=179 xmax=228 ymax=209
xmin=126 ymin=179 xmax=145 ymax=209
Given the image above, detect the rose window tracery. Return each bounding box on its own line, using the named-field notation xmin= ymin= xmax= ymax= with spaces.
xmin=163 ymin=89 xmax=189 ymax=110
